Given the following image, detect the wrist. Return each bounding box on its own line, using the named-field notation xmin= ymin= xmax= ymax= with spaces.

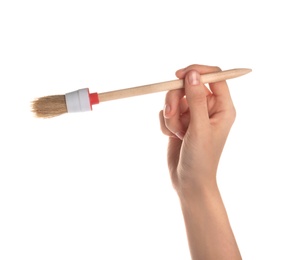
xmin=177 ymin=178 xmax=219 ymax=207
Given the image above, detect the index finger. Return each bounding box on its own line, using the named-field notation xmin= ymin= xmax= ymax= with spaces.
xmin=176 ymin=64 xmax=222 ymax=78
xmin=206 ymin=68 xmax=233 ymax=100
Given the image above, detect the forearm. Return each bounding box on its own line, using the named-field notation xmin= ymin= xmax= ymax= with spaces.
xmin=179 ymin=182 xmax=241 ymax=260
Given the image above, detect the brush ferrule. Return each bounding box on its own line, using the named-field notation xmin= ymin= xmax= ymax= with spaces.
xmin=65 ymin=88 xmax=92 ymax=113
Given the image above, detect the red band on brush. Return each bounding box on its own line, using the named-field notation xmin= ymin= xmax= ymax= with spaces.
xmin=89 ymin=92 xmax=99 ymax=109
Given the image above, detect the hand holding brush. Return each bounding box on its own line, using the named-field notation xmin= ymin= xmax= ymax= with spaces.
xmin=32 ymin=67 xmax=251 ymax=118
xmin=159 ymin=64 xmax=244 ymax=259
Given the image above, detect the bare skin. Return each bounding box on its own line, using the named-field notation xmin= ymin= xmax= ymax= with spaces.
xmin=159 ymin=64 xmax=241 ymax=260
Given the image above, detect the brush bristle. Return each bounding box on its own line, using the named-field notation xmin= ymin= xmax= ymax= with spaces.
xmin=32 ymin=95 xmax=67 ymax=118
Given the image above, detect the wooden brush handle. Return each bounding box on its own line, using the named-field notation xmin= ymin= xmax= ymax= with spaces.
xmin=98 ymin=68 xmax=251 ymax=102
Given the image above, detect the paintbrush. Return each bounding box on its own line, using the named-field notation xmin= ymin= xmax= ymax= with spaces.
xmin=32 ymin=68 xmax=251 ymax=118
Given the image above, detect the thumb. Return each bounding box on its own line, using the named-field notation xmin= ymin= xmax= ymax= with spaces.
xmin=185 ymin=70 xmax=209 ymax=127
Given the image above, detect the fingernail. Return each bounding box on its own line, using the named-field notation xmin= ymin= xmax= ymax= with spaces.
xmin=163 ymin=104 xmax=171 ymax=118
xmin=175 ymin=131 xmax=185 ymax=140
xmin=188 ymin=70 xmax=200 ymax=86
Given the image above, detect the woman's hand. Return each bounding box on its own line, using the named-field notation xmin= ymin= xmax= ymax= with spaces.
xmin=159 ymin=64 xmax=236 ymax=197
xmin=159 ymin=65 xmax=241 ymax=259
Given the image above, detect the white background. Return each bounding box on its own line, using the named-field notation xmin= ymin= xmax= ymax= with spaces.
xmin=0 ymin=0 xmax=296 ymax=259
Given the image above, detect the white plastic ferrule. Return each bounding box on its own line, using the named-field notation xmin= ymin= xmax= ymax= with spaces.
xmin=65 ymin=88 xmax=91 ymax=113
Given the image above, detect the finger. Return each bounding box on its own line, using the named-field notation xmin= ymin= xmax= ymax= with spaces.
xmin=209 ymin=80 xmax=236 ymax=126
xmin=175 ymin=67 xmax=185 ymax=78
xmin=179 ymin=97 xmax=189 ymax=115
xmin=209 ymin=79 xmax=232 ymax=101
xmin=176 ymin=64 xmax=221 ymax=79
xmin=160 ymin=110 xmax=184 ymax=140
xmin=163 ymin=89 xmax=185 ymax=119
xmin=181 ymin=66 xmax=233 ymax=108
xmin=167 ymin=137 xmax=183 ymax=176
xmin=163 ymin=89 xmax=187 ymax=139
xmin=176 ymin=65 xmax=212 ymax=97
xmin=184 ymin=70 xmax=209 ymax=127
xmin=164 ymin=107 xmax=185 ymax=140
xmin=159 ymin=110 xmax=175 ymax=137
